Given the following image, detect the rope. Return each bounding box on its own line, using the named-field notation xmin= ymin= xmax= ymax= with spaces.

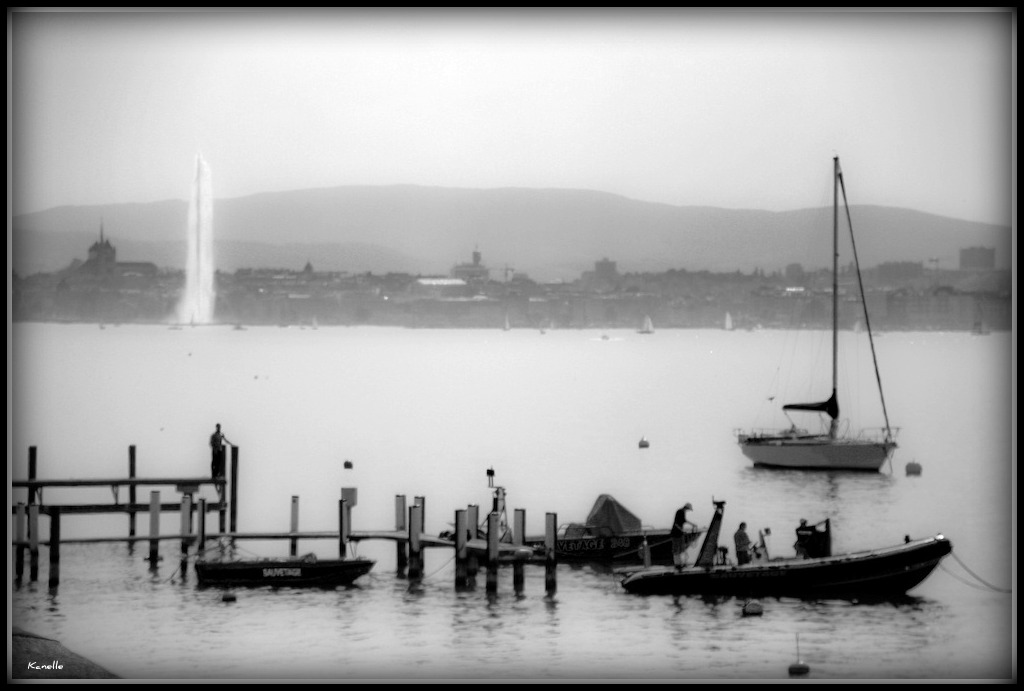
xmin=944 ymin=549 xmax=1012 ymax=594
xmin=421 ymin=553 xmax=456 ymax=581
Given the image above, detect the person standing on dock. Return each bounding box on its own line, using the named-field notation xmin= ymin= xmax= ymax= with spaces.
xmin=670 ymin=502 xmax=697 ymax=568
xmin=734 ymin=522 xmax=753 ymax=565
xmin=209 ymin=423 xmax=231 ymax=478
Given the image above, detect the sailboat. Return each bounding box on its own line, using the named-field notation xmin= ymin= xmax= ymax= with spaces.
xmin=736 ymin=157 xmax=898 ymax=472
xmin=724 ymin=312 xmax=734 ymax=331
xmin=638 ymin=314 xmax=655 ymax=334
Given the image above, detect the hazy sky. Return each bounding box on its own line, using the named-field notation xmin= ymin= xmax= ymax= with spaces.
xmin=10 ymin=8 xmax=1015 ymax=225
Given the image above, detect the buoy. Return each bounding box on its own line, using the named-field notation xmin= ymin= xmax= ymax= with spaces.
xmin=788 ymin=633 xmax=810 ymax=676
xmin=905 ymin=461 xmax=922 ymax=476
xmin=638 ymin=437 xmax=650 ymax=449
xmin=343 ymin=460 xmax=353 ymax=469
xmin=222 ymin=592 xmax=237 ymax=603
xmin=742 ymin=599 xmax=763 ymax=616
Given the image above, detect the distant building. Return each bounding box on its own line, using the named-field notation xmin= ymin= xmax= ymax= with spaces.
xmin=959 ymin=246 xmax=995 ymax=271
xmin=451 ymin=249 xmax=491 ymax=283
xmin=73 ymin=221 xmax=157 ymax=280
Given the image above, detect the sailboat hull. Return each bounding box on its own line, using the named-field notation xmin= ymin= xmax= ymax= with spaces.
xmin=738 ymin=434 xmax=895 ymax=471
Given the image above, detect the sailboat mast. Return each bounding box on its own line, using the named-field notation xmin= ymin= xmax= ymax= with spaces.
xmin=831 ymin=156 xmax=840 ymax=437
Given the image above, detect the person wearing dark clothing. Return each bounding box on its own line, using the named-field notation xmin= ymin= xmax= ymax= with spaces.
xmin=734 ymin=522 xmax=753 ymax=565
xmin=670 ymin=502 xmax=697 ymax=567
xmin=794 ymin=518 xmax=816 ymax=558
xmin=210 ymin=423 xmax=231 ymax=478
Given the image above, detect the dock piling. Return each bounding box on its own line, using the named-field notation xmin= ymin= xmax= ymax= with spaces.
xmin=486 ymin=512 xmax=499 ymax=596
xmin=408 ymin=503 xmax=423 ymax=581
xmin=148 ymin=490 xmax=160 ymax=567
xmin=513 ymin=508 xmax=526 ymax=595
xmin=340 ymin=488 xmax=357 ymax=558
xmin=128 ymin=446 xmax=137 ymax=542
xmin=545 ymin=512 xmax=557 ymax=597
xmin=228 ymin=446 xmax=239 ymax=538
xmin=454 ymin=509 xmax=469 ymax=591
xmin=290 ymin=495 xmax=299 ymax=556
xmin=179 ymin=494 xmax=192 ymax=579
xmin=15 ymin=502 xmax=26 ymax=581
xmin=197 ymin=498 xmax=207 ymax=556
xmin=29 ymin=505 xmax=40 ymax=581
xmin=48 ymin=507 xmax=60 ymax=589
xmin=395 ymin=494 xmax=408 ymax=574
xmin=466 ymin=503 xmax=480 ymax=581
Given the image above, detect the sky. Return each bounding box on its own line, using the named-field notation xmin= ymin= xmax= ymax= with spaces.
xmin=9 ymin=8 xmax=1016 ymax=226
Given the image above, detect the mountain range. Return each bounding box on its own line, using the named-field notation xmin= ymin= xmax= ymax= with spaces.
xmin=11 ymin=185 xmax=1012 ymax=281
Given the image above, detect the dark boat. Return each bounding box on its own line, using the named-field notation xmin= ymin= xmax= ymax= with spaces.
xmin=618 ymin=498 xmax=951 ymax=601
xmin=524 ymin=494 xmax=703 ymax=565
xmin=195 ymin=552 xmax=375 ymax=589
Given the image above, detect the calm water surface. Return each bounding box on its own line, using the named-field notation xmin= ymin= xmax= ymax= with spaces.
xmin=10 ymin=324 xmax=1015 ymax=680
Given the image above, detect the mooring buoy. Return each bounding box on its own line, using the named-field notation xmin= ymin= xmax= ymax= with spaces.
xmin=788 ymin=633 xmax=809 ymax=676
xmin=742 ymin=599 xmax=763 ymax=616
xmin=905 ymin=461 xmax=922 ymax=476
xmin=222 ymin=592 xmax=237 ymax=603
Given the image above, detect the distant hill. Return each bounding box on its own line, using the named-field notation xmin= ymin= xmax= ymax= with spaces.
xmin=11 ymin=185 xmax=1011 ymax=281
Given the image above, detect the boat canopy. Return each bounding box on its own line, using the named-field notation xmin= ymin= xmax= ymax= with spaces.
xmin=585 ymin=494 xmax=643 ymax=534
xmin=783 ymin=390 xmax=839 ymax=420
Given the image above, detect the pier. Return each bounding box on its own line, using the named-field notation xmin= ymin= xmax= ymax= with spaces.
xmin=11 ymin=446 xmax=558 ymax=596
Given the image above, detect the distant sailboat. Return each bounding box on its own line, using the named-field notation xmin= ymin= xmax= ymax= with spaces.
xmin=724 ymin=312 xmax=734 ymax=331
xmin=736 ymin=157 xmax=898 ymax=472
xmin=638 ymin=315 xmax=655 ymax=334
xmin=503 ymin=310 xmax=511 ymax=331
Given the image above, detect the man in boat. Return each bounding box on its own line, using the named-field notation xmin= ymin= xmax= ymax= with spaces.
xmin=794 ymin=518 xmax=830 ymax=558
xmin=670 ymin=503 xmax=697 ymax=567
xmin=209 ymin=423 xmax=231 ymax=479
xmin=734 ymin=522 xmax=753 ymax=565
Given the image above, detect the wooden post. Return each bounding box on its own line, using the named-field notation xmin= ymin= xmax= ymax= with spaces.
xmin=290 ymin=495 xmax=300 ymax=557
xmin=197 ymin=498 xmax=207 ymax=556
xmin=128 ymin=445 xmax=137 ymax=540
xmin=545 ymin=512 xmax=557 ymax=598
xmin=395 ymin=494 xmax=408 ymax=574
xmin=338 ymin=498 xmax=347 ymax=558
xmin=466 ymin=504 xmax=480 ymax=581
xmin=641 ymin=535 xmax=651 ymax=568
xmin=486 ymin=512 xmax=499 ymax=596
xmin=179 ymin=494 xmax=192 ymax=579
xmin=29 ymin=504 xmax=40 ymax=581
xmin=340 ymin=488 xmax=357 ymax=559
xmin=48 ymin=507 xmax=61 ymax=589
xmin=148 ymin=490 xmax=160 ymax=567
xmin=415 ymin=495 xmax=426 ymax=530
xmin=15 ymin=502 xmax=26 ymax=581
xmin=454 ymin=509 xmax=469 ymax=591
xmin=28 ymin=446 xmax=37 ymax=507
xmin=228 ymin=446 xmax=239 ymax=537
xmin=408 ymin=503 xmax=423 ymax=581
xmin=513 ymin=508 xmax=525 ymax=595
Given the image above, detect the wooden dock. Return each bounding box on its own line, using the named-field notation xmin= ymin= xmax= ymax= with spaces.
xmin=11 ymin=446 xmax=558 ymax=596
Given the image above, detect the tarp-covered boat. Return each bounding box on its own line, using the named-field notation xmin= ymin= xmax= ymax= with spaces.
xmin=195 ymin=552 xmax=375 ymax=589
xmin=618 ymin=498 xmax=951 ymax=601
xmin=525 ymin=494 xmax=703 ymax=565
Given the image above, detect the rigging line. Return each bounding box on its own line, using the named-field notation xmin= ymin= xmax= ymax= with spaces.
xmin=422 ymin=553 xmax=456 ymax=581
xmin=947 ymin=549 xmax=1012 ymax=593
xmin=938 ymin=562 xmax=1008 ymax=593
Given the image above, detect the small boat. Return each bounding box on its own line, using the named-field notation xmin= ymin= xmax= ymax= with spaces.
xmin=638 ymin=436 xmax=650 ymax=449
xmin=638 ymin=315 xmax=655 ymax=334
xmin=618 ymin=498 xmax=951 ymax=601
xmin=524 ymin=494 xmax=703 ymax=565
xmin=195 ymin=552 xmax=375 ymax=588
xmin=736 ymin=156 xmax=898 ymax=472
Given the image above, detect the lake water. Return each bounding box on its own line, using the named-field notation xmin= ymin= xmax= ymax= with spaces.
xmin=9 ymin=323 xmax=1015 ymax=681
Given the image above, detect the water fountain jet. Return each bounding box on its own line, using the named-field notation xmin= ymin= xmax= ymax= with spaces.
xmin=176 ymin=154 xmax=215 ymax=325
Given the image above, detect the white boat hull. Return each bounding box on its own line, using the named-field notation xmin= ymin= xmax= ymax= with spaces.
xmin=738 ymin=435 xmax=894 ymax=471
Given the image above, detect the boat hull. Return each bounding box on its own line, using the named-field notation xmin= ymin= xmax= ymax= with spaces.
xmin=738 ymin=435 xmax=895 ymax=471
xmin=195 ymin=557 xmax=375 ymax=588
xmin=620 ymin=536 xmax=951 ymax=600
xmin=524 ymin=530 xmax=701 ymax=565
